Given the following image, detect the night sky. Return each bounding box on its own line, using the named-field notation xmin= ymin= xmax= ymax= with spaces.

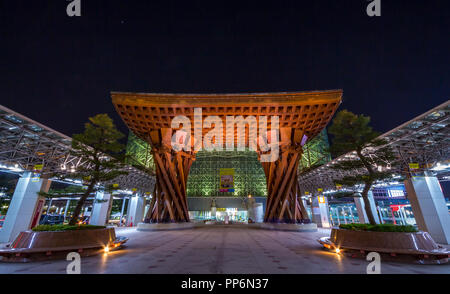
xmin=0 ymin=0 xmax=449 ymax=137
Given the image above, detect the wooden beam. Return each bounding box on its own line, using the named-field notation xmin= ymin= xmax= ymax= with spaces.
xmin=153 ymin=152 xmax=186 ymax=221
xmin=264 ymin=152 xmax=288 ymax=219
xmin=267 ymin=151 xmax=299 ymax=220
xmin=164 ymin=152 xmax=189 ymax=219
xmin=277 ymin=159 xmax=299 ymax=221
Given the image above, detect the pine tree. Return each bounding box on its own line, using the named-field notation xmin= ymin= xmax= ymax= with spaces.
xmin=328 ymin=110 xmax=397 ymax=225
xmin=51 ymin=114 xmax=128 ymax=225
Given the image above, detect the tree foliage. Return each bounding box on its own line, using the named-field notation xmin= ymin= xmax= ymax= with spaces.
xmin=51 ymin=114 xmax=128 ymax=225
xmin=69 ymin=114 xmax=128 ymax=183
xmin=328 ymin=110 xmax=397 ymax=224
xmin=39 ymin=185 xmax=86 ymax=198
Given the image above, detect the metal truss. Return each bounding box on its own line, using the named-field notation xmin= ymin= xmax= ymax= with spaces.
xmin=125 ymin=132 xmax=155 ymax=172
xmin=298 ymin=100 xmax=450 ymax=193
xmin=104 ymin=166 xmax=155 ymax=193
xmin=0 ymin=104 xmax=155 ymax=193
xmin=298 ymin=130 xmax=332 ymax=173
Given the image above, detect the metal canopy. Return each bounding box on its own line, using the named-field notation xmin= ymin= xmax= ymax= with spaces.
xmin=298 ymin=100 xmax=450 ymax=194
xmin=0 ymin=104 xmax=155 ymax=193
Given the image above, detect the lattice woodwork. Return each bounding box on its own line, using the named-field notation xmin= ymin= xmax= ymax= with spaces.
xmin=112 ymin=90 xmax=343 ymax=223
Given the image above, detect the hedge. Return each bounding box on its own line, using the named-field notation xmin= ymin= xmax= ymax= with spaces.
xmin=32 ymin=224 xmax=106 ymax=232
xmin=339 ymin=223 xmax=418 ymax=232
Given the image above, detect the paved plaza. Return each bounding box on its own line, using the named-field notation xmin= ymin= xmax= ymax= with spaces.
xmin=0 ymin=226 xmax=449 ymax=274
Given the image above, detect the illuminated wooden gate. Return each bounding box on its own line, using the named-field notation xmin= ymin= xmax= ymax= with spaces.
xmin=112 ymin=90 xmax=342 ymax=223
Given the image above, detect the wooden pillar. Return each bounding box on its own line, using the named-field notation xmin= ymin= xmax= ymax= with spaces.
xmin=260 ymin=128 xmax=311 ymax=224
xmin=145 ymin=129 xmax=195 ymax=223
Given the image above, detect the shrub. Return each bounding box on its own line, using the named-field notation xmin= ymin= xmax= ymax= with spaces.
xmin=32 ymin=224 xmax=106 ymax=232
xmin=339 ymin=223 xmax=418 ymax=233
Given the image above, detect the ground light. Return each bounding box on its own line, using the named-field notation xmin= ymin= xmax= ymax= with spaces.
xmin=335 ymin=248 xmax=341 ymax=254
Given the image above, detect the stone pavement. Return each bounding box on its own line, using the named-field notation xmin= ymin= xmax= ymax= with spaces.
xmin=0 ymin=226 xmax=449 ymax=274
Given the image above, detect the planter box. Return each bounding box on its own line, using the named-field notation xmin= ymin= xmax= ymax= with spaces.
xmin=0 ymin=228 xmax=127 ymax=262
xmin=319 ymin=228 xmax=449 ymax=256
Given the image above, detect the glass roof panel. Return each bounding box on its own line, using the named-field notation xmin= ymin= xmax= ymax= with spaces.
xmin=27 ymin=124 xmax=44 ymax=132
xmin=4 ymin=115 xmax=23 ymax=124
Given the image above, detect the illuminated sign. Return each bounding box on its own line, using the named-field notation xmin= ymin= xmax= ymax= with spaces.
xmin=388 ymin=189 xmax=405 ymax=198
xmin=409 ymin=163 xmax=419 ymax=169
xmin=31 ymin=164 xmax=43 ymax=182
xmin=219 ymin=168 xmax=235 ymax=193
xmin=33 ymin=164 xmax=43 ymax=172
xmin=31 ymin=174 xmax=40 ymax=182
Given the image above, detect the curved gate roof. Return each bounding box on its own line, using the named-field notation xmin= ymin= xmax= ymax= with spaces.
xmin=111 ymin=90 xmax=343 ymax=148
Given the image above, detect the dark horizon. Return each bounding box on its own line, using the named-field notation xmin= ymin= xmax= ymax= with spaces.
xmin=1 ymin=0 xmax=449 ymax=137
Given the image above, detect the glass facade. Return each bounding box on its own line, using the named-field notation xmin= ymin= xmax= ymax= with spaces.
xmin=329 ymin=204 xmax=360 ymax=226
xmin=189 ymin=211 xmax=212 ymax=221
xmin=215 ymin=208 xmax=248 ymax=222
xmin=186 ymin=149 xmax=267 ymax=197
xmin=125 ymin=132 xmax=155 ymax=172
xmin=298 ymin=130 xmax=332 ymax=173
xmin=328 ymin=183 xmax=450 ymax=226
